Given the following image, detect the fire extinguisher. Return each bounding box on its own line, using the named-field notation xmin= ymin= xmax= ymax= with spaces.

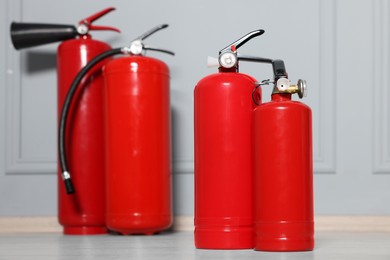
xmin=10 ymin=7 xmax=120 ymax=235
xmin=252 ymin=60 xmax=314 ymax=251
xmin=194 ymin=30 xmax=266 ymax=249
xmin=58 ymin=24 xmax=174 ymax=235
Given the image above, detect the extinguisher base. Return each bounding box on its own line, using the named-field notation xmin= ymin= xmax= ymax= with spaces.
xmin=254 ymin=221 xmax=314 ymax=252
xmin=107 ymin=214 xmax=172 ymax=235
xmin=194 ymin=226 xmax=254 ymax=249
xmin=63 ymin=226 xmax=108 ymax=235
xmin=254 ymin=238 xmax=314 ymax=252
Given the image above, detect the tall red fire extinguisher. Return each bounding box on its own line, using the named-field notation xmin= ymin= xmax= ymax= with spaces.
xmin=194 ymin=30 xmax=265 ymax=249
xmin=10 ymin=8 xmax=120 ymax=235
xmin=253 ymin=60 xmax=314 ymax=251
xmin=58 ymin=24 xmax=174 ymax=235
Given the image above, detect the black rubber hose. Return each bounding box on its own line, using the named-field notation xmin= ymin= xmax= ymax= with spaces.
xmin=58 ymin=47 xmax=123 ymax=194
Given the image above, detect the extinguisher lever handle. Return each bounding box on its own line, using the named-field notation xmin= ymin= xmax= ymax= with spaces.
xmin=78 ymin=7 xmax=120 ymax=34
xmin=125 ymin=25 xmax=173 ymax=56
xmin=134 ymin=24 xmax=169 ymax=41
xmin=219 ymin=29 xmax=265 ymax=54
xmin=79 ymin=7 xmax=116 ymax=25
xmin=144 ymin=46 xmax=175 ymax=56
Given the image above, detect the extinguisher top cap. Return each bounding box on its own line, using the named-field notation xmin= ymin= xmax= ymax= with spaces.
xmin=218 ymin=52 xmax=238 ymax=69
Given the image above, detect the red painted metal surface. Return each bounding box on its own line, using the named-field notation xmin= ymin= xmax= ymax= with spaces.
xmin=103 ymin=56 xmax=172 ymax=235
xmin=253 ymin=93 xmax=314 ymax=251
xmin=57 ymin=36 xmax=111 ymax=235
xmin=194 ymin=71 xmax=260 ymax=249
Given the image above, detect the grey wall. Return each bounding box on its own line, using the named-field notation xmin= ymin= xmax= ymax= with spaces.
xmin=1 ymin=0 xmax=389 ymax=216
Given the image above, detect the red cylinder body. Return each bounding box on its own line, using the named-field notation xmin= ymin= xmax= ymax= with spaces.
xmin=57 ymin=36 xmax=112 ymax=235
xmin=253 ymin=93 xmax=314 ymax=251
xmin=194 ymin=71 xmax=260 ymax=249
xmin=103 ymin=55 xmax=172 ymax=235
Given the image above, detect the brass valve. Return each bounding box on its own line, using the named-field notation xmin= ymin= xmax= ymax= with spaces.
xmin=273 ymin=78 xmax=307 ymax=99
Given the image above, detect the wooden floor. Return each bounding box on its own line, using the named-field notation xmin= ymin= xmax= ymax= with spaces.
xmin=0 ymin=231 xmax=389 ymax=259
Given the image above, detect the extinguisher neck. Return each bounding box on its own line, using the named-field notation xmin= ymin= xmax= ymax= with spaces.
xmin=79 ymin=34 xmax=92 ymax=40
xmin=271 ymin=93 xmax=292 ymax=101
xmin=218 ymin=67 xmax=237 ymax=73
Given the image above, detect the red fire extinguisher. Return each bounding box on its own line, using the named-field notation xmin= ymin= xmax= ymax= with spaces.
xmin=253 ymin=60 xmax=314 ymax=251
xmin=194 ymin=30 xmax=265 ymax=249
xmin=58 ymin=24 xmax=174 ymax=235
xmin=10 ymin=7 xmax=120 ymax=235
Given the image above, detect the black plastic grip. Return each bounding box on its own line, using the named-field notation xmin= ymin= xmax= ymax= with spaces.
xmin=64 ymin=178 xmax=75 ymax=194
xmin=10 ymin=22 xmax=77 ymax=50
xmin=272 ymin=59 xmax=287 ymax=79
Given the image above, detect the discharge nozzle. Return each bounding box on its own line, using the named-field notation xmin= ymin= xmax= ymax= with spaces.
xmin=10 ymin=7 xmax=119 ymax=50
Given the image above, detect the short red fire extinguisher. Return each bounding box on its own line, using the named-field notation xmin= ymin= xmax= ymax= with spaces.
xmin=10 ymin=7 xmax=120 ymax=235
xmin=253 ymin=60 xmax=314 ymax=251
xmin=194 ymin=30 xmax=265 ymax=249
xmin=59 ymin=24 xmax=174 ymax=235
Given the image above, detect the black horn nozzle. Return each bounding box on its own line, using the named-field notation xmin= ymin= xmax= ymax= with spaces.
xmin=10 ymin=22 xmax=78 ymax=50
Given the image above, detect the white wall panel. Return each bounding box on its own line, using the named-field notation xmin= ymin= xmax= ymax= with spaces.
xmin=315 ymin=0 xmax=337 ymax=173
xmin=373 ymin=0 xmax=390 ymax=173
xmin=5 ymin=0 xmax=57 ymax=174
